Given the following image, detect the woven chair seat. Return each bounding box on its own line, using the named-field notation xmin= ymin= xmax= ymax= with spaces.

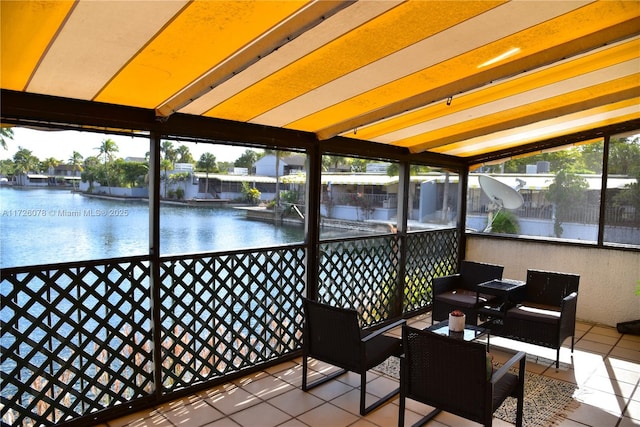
xmin=361 ymin=332 xmax=402 ymax=368
xmin=492 ymin=372 xmax=519 ymax=409
xmin=435 ymin=289 xmax=497 ymax=308
xmin=498 ymin=269 xmax=580 ymax=369
xmin=507 ymin=303 xmax=561 ymax=324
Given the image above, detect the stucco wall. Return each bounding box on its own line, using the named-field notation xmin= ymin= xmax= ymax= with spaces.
xmin=465 ymin=235 xmax=640 ymax=327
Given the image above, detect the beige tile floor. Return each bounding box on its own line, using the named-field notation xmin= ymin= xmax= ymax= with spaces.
xmin=102 ymin=313 xmax=640 ymax=427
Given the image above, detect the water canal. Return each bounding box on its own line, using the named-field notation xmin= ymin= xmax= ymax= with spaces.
xmin=0 ymin=187 xmax=305 ymax=268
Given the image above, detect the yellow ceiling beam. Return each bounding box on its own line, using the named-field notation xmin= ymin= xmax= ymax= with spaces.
xmin=0 ymin=1 xmax=74 ymax=90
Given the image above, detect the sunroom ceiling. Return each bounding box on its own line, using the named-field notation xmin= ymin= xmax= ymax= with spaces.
xmin=2 ymin=0 xmax=639 ymax=159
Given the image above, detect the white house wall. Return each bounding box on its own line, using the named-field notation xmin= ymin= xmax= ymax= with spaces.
xmin=255 ymin=155 xmax=284 ymax=177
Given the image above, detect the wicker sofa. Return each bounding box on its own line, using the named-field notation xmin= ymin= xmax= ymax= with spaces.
xmin=493 ymin=269 xmax=580 ymax=368
xmin=432 ymin=260 xmax=504 ymax=325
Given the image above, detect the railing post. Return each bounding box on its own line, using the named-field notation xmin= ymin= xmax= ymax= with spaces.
xmin=598 ymin=135 xmax=610 ymax=246
xmin=396 ymin=161 xmax=410 ymax=318
xmin=306 ymin=140 xmax=321 ymax=301
xmin=149 ymin=132 xmax=162 ymax=398
xmin=459 ymin=169 xmax=469 ymax=263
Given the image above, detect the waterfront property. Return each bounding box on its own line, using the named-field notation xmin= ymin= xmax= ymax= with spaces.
xmin=1 ymin=3 xmax=639 ymax=427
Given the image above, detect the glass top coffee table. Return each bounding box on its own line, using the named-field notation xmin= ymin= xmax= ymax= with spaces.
xmin=427 ymin=319 xmax=490 ymax=349
xmin=476 ymin=278 xmax=526 ymax=322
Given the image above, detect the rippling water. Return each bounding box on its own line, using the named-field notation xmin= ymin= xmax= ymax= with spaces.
xmin=0 ymin=187 xmax=305 ymax=268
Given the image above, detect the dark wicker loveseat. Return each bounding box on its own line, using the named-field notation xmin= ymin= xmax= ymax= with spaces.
xmin=432 ymin=260 xmax=504 ymax=325
xmin=497 ymin=269 xmax=580 ymax=368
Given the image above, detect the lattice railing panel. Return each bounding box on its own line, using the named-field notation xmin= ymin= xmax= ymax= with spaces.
xmin=318 ymin=236 xmax=400 ymax=327
xmin=1 ymin=229 xmax=458 ymax=425
xmin=159 ymin=246 xmax=306 ymax=393
xmin=403 ymin=229 xmax=459 ymax=313
xmin=1 ymin=258 xmax=153 ymax=426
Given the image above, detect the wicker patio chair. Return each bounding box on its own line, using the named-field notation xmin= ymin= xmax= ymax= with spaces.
xmin=301 ymin=298 xmax=406 ymax=415
xmin=432 ymin=260 xmax=504 ymax=325
xmin=503 ymin=269 xmax=580 ymax=368
xmin=399 ymin=325 xmax=525 ymax=427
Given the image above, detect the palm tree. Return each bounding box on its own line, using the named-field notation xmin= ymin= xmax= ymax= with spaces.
xmin=322 ymin=155 xmax=345 ymax=172
xmin=68 ymin=151 xmax=83 ymax=190
xmin=176 ymin=144 xmax=194 ymax=164
xmin=96 ymin=138 xmax=119 ymax=194
xmin=235 ymin=149 xmax=258 ymax=172
xmin=161 ymin=158 xmax=173 ymax=198
xmin=81 ymin=156 xmax=100 ymax=193
xmin=41 ymin=157 xmax=60 ymax=185
xmin=197 ymin=152 xmax=217 ymax=197
xmin=161 ymin=141 xmax=176 ymax=163
xmin=264 ymin=149 xmax=282 ymax=210
xmin=41 ymin=157 xmax=60 ymax=173
xmin=1 ymin=128 xmax=14 ymax=150
xmin=546 ymin=170 xmax=589 ymax=237
xmin=97 ymin=138 xmax=118 ymax=164
xmin=13 ymin=147 xmax=39 ymax=185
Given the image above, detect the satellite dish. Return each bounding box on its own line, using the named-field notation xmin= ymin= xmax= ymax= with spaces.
xmin=478 ymin=175 xmax=524 ymax=232
xmin=479 ymin=175 xmax=524 ymax=210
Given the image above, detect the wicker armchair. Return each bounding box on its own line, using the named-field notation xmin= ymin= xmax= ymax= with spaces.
xmin=432 ymin=261 xmax=504 ymax=325
xmin=301 ymin=298 xmax=405 ymax=415
xmin=399 ymin=325 xmax=525 ymax=427
xmin=503 ymin=269 xmax=580 ymax=368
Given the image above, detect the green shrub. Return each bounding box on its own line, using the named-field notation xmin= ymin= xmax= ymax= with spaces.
xmin=175 ymin=188 xmax=184 ymax=200
xmin=490 ymin=210 xmax=520 ymax=234
xmin=241 ymin=182 xmax=261 ymax=205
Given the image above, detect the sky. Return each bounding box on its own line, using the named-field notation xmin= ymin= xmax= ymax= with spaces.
xmin=1 ymin=127 xmax=252 ymax=163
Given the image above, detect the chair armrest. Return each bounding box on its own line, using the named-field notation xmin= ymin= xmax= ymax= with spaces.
xmin=559 ymin=291 xmax=578 ymax=321
xmin=361 ymin=319 xmax=406 ymax=342
xmin=433 ymin=274 xmax=461 ymax=296
xmin=562 ymin=292 xmax=578 ymax=306
xmin=490 ymin=351 xmax=526 ymax=385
